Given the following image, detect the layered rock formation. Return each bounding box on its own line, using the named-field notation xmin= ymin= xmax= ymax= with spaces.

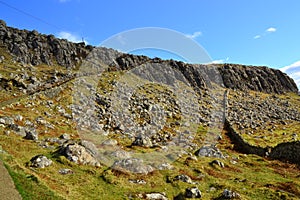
xmin=0 ymin=19 xmax=298 ymax=94
xmin=0 ymin=20 xmax=92 ymax=68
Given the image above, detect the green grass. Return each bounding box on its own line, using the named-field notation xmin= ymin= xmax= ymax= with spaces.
xmin=1 ymin=57 xmax=300 ymax=199
xmin=4 ymin=162 xmax=64 ymax=200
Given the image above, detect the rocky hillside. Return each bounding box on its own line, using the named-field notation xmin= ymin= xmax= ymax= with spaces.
xmin=0 ymin=20 xmax=298 ymax=94
xmin=1 ymin=20 xmax=300 ymax=200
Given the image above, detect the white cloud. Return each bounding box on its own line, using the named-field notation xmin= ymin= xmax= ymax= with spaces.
xmin=280 ymin=60 xmax=300 ymax=89
xmin=210 ymin=57 xmax=229 ymax=64
xmin=211 ymin=59 xmax=224 ymax=64
xmin=281 ymin=60 xmax=300 ymax=72
xmin=253 ymin=27 xmax=277 ymax=39
xmin=266 ymin=27 xmax=277 ymax=33
xmin=59 ymin=0 xmax=71 ymax=3
xmin=57 ymin=31 xmax=88 ymax=44
xmin=185 ymin=31 xmax=202 ymax=39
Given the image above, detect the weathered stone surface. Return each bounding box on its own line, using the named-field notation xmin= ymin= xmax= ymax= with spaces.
xmin=195 ymin=145 xmax=225 ymax=159
xmin=0 ymin=21 xmax=92 ymax=68
xmin=59 ymin=142 xmax=100 ymax=167
xmin=218 ymin=64 xmax=298 ymax=94
xmin=132 ymin=135 xmax=153 ymax=148
xmin=30 ymin=155 xmax=52 ymax=168
xmin=1 ymin=19 xmax=300 ymax=171
xmin=185 ymin=187 xmax=202 ymax=198
xmin=24 ymin=128 xmax=38 ymax=141
xmin=112 ymin=158 xmax=154 ymax=174
xmin=227 ymin=91 xmax=300 ymax=133
xmin=145 ymin=193 xmax=168 ymax=200
xmin=210 ymin=160 xmax=225 ymax=168
xmin=221 ymin=189 xmax=241 ymax=199
xmin=112 ymin=53 xmax=298 ymax=94
xmin=58 ymin=168 xmax=74 ymax=175
xmin=173 ymin=174 xmax=193 ymax=184
xmin=80 ymin=140 xmax=99 ymax=157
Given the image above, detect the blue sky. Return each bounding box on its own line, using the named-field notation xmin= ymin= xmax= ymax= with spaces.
xmin=0 ymin=0 xmax=300 ymax=86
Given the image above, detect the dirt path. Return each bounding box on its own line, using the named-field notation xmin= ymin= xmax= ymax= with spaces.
xmin=0 ymin=160 xmax=22 ymax=200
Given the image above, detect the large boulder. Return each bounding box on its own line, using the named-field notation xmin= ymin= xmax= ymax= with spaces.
xmin=195 ymin=145 xmax=225 ymax=159
xmin=59 ymin=141 xmax=100 ymax=167
xmin=30 ymin=155 xmax=52 ymax=168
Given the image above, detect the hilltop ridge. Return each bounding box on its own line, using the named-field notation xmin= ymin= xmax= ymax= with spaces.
xmin=0 ymin=19 xmax=298 ymax=94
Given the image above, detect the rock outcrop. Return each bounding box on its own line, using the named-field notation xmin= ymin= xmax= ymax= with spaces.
xmin=218 ymin=64 xmax=298 ymax=94
xmin=108 ymin=52 xmax=298 ymax=93
xmin=0 ymin=19 xmax=298 ymax=94
xmin=0 ymin=20 xmax=92 ymax=68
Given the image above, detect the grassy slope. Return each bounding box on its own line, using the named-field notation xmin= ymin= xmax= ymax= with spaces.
xmin=0 ymin=50 xmax=300 ymax=199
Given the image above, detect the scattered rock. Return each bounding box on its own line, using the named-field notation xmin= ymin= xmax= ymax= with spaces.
xmin=185 ymin=187 xmax=202 ymax=198
xmin=132 ymin=135 xmax=153 ymax=148
xmin=101 ymin=139 xmax=118 ymax=146
xmin=195 ymin=145 xmax=225 ymax=159
xmin=174 ymin=174 xmax=193 ymax=184
xmin=24 ymin=128 xmax=38 ymax=141
xmin=156 ymin=162 xmax=174 ymax=170
xmin=14 ymin=115 xmax=23 ymax=122
xmin=112 ymin=158 xmax=154 ymax=174
xmin=128 ymin=179 xmax=146 ymax=184
xmin=210 ymin=160 xmax=225 ymax=168
xmin=221 ymin=189 xmax=241 ymax=199
xmin=145 ymin=193 xmax=168 ymax=200
xmin=59 ymin=168 xmax=74 ymax=175
xmin=59 ymin=133 xmax=70 ymax=140
xmin=30 ymin=155 xmax=52 ymax=168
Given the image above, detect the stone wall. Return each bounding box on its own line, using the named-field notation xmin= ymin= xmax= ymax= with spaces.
xmin=225 ymin=118 xmax=300 ymax=165
xmin=269 ymin=141 xmax=300 ymax=164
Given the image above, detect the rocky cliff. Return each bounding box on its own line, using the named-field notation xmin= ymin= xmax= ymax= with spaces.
xmin=0 ymin=20 xmax=92 ymax=68
xmin=0 ymin=19 xmax=298 ymax=94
